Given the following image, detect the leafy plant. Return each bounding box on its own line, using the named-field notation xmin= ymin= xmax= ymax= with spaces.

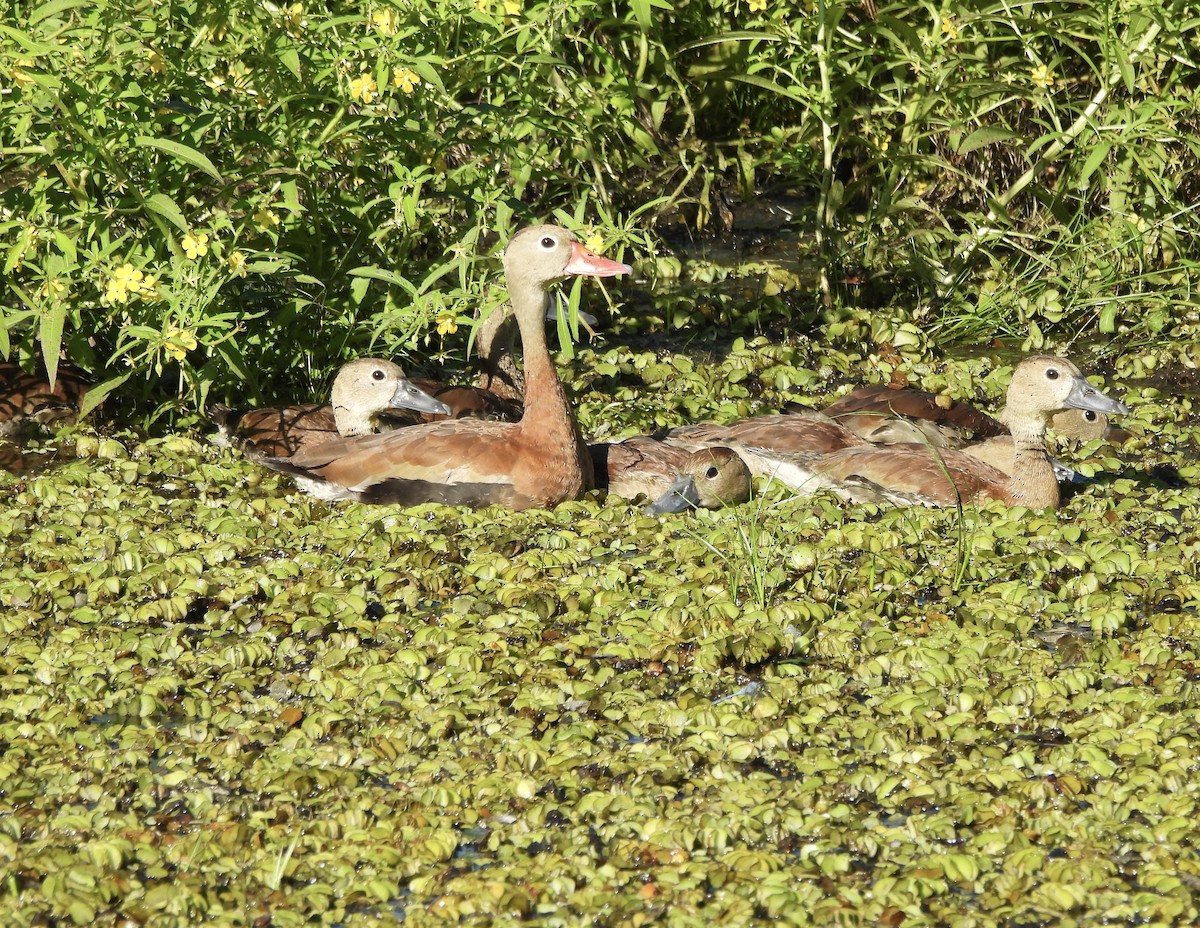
xmin=4 ymin=0 xmax=1199 ymax=429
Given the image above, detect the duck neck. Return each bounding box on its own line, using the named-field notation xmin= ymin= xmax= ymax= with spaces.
xmin=509 ymin=277 xmax=590 ymax=480
xmin=332 ymin=403 xmax=372 ymax=437
xmin=1005 ymin=415 xmax=1059 ymax=508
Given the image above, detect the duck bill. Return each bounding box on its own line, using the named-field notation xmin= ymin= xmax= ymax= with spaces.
xmin=563 ymin=241 xmax=632 ymax=278
xmin=1065 ymin=377 xmax=1129 ymax=416
xmin=390 ymin=380 xmax=452 ymax=416
xmin=644 ymin=475 xmax=701 ymax=516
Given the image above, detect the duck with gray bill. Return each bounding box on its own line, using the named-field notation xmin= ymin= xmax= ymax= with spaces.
xmin=212 ymin=358 xmax=450 ymax=457
xmin=738 ymin=357 xmax=1128 ymax=509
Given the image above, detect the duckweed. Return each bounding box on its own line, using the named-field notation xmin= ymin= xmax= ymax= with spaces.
xmin=3 ymin=347 xmax=1200 ymax=926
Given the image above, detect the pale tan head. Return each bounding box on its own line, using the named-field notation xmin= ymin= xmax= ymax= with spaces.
xmin=645 ymin=446 xmax=752 ymax=514
xmin=501 ymin=226 xmax=631 ymax=324
xmin=1049 ymin=407 xmax=1131 ymax=444
xmin=330 ymin=359 xmax=450 ymax=435
xmin=1003 ymin=356 xmax=1129 ymax=428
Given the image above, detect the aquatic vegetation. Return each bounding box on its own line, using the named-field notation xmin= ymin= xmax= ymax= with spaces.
xmin=3 ymin=346 xmax=1199 ymax=926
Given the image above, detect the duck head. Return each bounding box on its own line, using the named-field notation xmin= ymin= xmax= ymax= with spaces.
xmin=644 ymin=447 xmax=752 ymax=516
xmin=330 ymin=358 xmax=450 ymax=434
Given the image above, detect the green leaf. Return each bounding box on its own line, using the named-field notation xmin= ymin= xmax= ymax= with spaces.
xmin=724 ymin=72 xmax=806 ymax=103
xmin=66 ymin=900 xmax=96 ymax=926
xmin=678 ymin=31 xmax=780 ymax=54
xmin=0 ymin=24 xmax=56 ymax=54
xmin=349 ymin=266 xmax=419 ymax=298
xmin=957 ymin=127 xmax=1019 ymax=156
xmin=213 ymin=342 xmax=254 ymax=389
xmin=276 ymin=46 xmax=301 ymax=79
xmin=144 ymin=193 xmax=189 ymax=233
xmin=39 ymin=305 xmax=66 ymax=388
xmin=134 ymin=137 xmax=221 ymax=180
xmin=28 ymin=0 xmax=90 ymax=25
xmin=77 ymin=372 xmax=131 ymax=421
xmin=555 ymin=289 xmax=574 ymax=360
xmin=628 ymin=0 xmax=674 ymax=28
xmin=1098 ymin=302 xmax=1117 ymax=333
xmin=1077 ymin=141 xmax=1113 ymax=186
xmin=411 ymin=58 xmax=446 ymax=93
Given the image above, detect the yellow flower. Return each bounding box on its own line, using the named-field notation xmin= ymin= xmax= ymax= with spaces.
xmin=284 ymin=3 xmax=305 ymax=37
xmin=182 ymin=231 xmax=210 ymax=260
xmin=40 ymin=278 xmax=66 ymax=300
xmin=504 ymin=0 xmax=520 ymax=13
xmin=117 ymin=263 xmax=146 ymax=292
xmin=105 ymin=282 xmax=129 ymax=305
xmin=228 ymin=251 xmax=248 ymax=277
xmin=163 ymin=326 xmax=198 ymax=362
xmin=940 ymin=16 xmax=958 ymax=40
xmin=104 ymin=264 xmax=145 ymax=305
xmin=141 ymin=275 xmax=161 ymax=299
xmin=584 ymin=232 xmax=606 ymax=254
xmin=147 ymin=48 xmax=167 ymax=75
xmin=745 ymin=0 xmax=767 ymax=11
xmin=436 ymin=313 xmax=459 ymax=336
xmin=254 ymin=207 xmax=280 ymax=231
xmin=393 ymin=67 xmax=421 ymax=94
xmin=1031 ymin=64 xmax=1055 ymax=89
xmin=10 ymin=59 xmax=36 ymax=87
xmin=372 ymin=8 xmax=399 ymax=35
xmin=205 ymin=73 xmax=228 ymax=92
xmin=349 ymin=73 xmax=379 ymax=103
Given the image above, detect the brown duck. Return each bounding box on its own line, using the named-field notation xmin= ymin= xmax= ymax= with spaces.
xmin=260 ymin=225 xmax=631 ymax=509
xmin=589 ymin=437 xmax=751 ymax=514
xmin=210 ymin=358 xmax=450 ymax=457
xmin=768 ymin=357 xmax=1129 ymax=508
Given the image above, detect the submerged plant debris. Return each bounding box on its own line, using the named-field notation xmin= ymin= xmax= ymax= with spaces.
xmin=2 ymin=331 xmax=1199 ymax=927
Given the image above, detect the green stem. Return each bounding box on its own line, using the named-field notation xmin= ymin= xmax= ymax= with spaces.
xmin=814 ymin=0 xmax=834 ymax=312
xmin=943 ymin=20 xmax=1164 ymax=289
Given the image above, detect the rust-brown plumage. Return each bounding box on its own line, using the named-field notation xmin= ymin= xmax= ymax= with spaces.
xmin=261 ymin=225 xmax=631 ymax=510
xmin=210 ymin=403 xmax=340 ymax=458
xmin=809 ymin=357 xmax=1129 ymax=508
xmin=380 ymin=308 xmax=526 ymax=427
xmin=820 ymin=382 xmax=1130 ymax=450
xmin=664 ymin=412 xmax=867 ymax=457
xmin=821 ymin=383 xmax=1008 ymax=444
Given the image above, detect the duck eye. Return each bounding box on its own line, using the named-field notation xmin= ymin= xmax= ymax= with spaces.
xmin=1084 ymin=410 xmax=1097 ymax=421
xmin=540 ymin=236 xmax=556 ymax=249
xmin=372 ymin=369 xmax=386 ymax=381
xmin=705 ymin=466 xmax=719 ymax=479
xmin=1045 ymin=368 xmax=1060 ymax=380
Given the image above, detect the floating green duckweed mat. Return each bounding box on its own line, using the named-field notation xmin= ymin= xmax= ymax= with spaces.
xmin=2 ymin=345 xmax=1198 ymax=927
